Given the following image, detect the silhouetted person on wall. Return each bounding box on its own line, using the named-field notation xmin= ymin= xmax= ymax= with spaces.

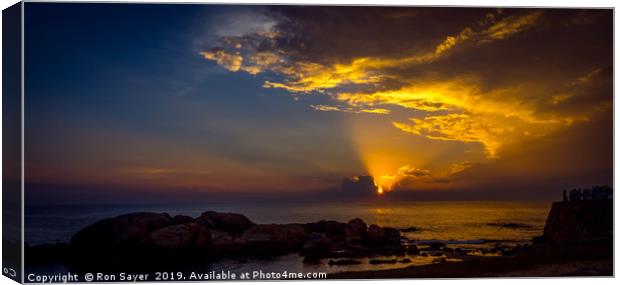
xmin=583 ymin=189 xmax=592 ymax=200
xmin=565 ymin=186 xmax=612 ymax=202
xmin=592 ymin=185 xmax=613 ymax=200
xmin=569 ymin=189 xmax=578 ymax=201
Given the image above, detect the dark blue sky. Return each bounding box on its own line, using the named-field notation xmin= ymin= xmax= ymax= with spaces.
xmin=24 ymin=3 xmax=365 ymax=201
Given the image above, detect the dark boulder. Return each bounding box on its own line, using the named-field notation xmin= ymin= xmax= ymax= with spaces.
xmin=300 ymin=233 xmax=332 ymax=262
xmin=367 ymin=224 xmax=401 ymax=246
xmin=146 ymin=223 xmax=211 ymax=251
xmin=383 ymin=227 xmax=400 ymax=238
xmin=303 ymin=220 xmax=346 ymax=239
xmin=383 ymin=227 xmax=402 ymax=245
xmin=406 ymin=245 xmax=420 ymax=255
xmin=209 ymin=230 xmax=248 ymax=257
xmin=173 ymin=215 xmax=195 ymax=224
xmin=197 ymin=211 xmax=255 ymax=235
xmin=324 ymin=221 xmax=346 ymax=238
xmin=71 ymin=212 xmax=173 ymax=249
xmin=303 ymin=221 xmax=324 ymax=233
xmin=68 ymin=212 xmax=174 ymax=270
xmin=344 ymin=218 xmax=367 ymax=243
xmin=367 ymin=224 xmax=385 ymax=243
xmin=242 ymin=224 xmax=309 ymax=256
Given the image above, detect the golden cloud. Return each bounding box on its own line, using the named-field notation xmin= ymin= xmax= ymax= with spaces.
xmin=377 ymin=162 xmax=474 ymax=190
xmin=338 ymin=72 xmax=600 ymax=158
xmin=396 ymin=165 xmax=432 ymax=177
xmin=202 ymin=11 xmax=544 ymax=96
xmin=200 ymin=50 xmax=243 ymax=72
xmin=200 ymin=49 xmax=284 ymax=75
xmin=264 ymin=58 xmax=384 ymax=92
xmin=393 ymin=114 xmax=508 ymax=157
xmin=310 ymin=104 xmax=391 ymax=114
xmin=482 ymin=11 xmax=543 ymax=40
xmin=337 ymin=78 xmax=550 ymax=120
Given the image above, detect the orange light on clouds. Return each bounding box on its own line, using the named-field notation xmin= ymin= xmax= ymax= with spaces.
xmin=347 ymin=114 xmax=438 ymax=192
xmin=195 ymin=8 xmax=612 ymax=195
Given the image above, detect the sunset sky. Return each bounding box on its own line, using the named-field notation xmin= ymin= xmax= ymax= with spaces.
xmin=24 ymin=4 xmax=612 ymax=203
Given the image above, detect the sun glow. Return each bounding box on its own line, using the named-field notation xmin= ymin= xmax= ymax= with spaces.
xmin=351 ymin=127 xmax=429 ymax=194
xmin=374 ymin=178 xmax=387 ymax=195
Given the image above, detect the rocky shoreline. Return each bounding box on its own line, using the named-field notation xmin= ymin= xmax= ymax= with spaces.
xmin=27 ymin=211 xmax=427 ymax=272
xmin=25 ymin=198 xmax=613 ymax=277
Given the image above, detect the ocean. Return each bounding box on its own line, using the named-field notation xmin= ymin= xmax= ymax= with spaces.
xmin=25 ymin=201 xmax=552 ymax=273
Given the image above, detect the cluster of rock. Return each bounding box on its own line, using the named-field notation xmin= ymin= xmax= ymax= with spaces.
xmin=299 ymin=218 xmax=409 ymax=262
xmin=66 ymin=211 xmax=411 ymax=270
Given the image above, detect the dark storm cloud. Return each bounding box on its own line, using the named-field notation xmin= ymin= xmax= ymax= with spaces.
xmin=267 ymin=6 xmax=493 ymax=63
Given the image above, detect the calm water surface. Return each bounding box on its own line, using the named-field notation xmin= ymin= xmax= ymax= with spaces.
xmin=26 ymin=201 xmax=551 ymax=245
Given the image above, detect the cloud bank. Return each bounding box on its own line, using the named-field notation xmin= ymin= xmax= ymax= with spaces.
xmin=200 ymin=7 xmax=612 ymax=193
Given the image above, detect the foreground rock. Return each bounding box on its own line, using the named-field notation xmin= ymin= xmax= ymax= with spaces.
xmin=71 ymin=212 xmax=173 ymax=249
xmin=172 ymin=215 xmax=194 ymax=224
xmin=300 ymin=219 xmax=406 ymax=261
xmin=147 ymin=222 xmax=211 ymax=252
xmin=68 ymin=213 xmax=179 ymax=270
xmin=197 ymin=211 xmax=256 ymax=235
xmin=209 ymin=230 xmax=248 ymax=257
xmin=303 ymin=220 xmax=346 ymax=238
xmin=65 ymin=211 xmax=405 ymax=271
xmin=242 ymin=224 xmax=308 ymax=256
xmin=344 ymin=218 xmax=367 ymax=242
